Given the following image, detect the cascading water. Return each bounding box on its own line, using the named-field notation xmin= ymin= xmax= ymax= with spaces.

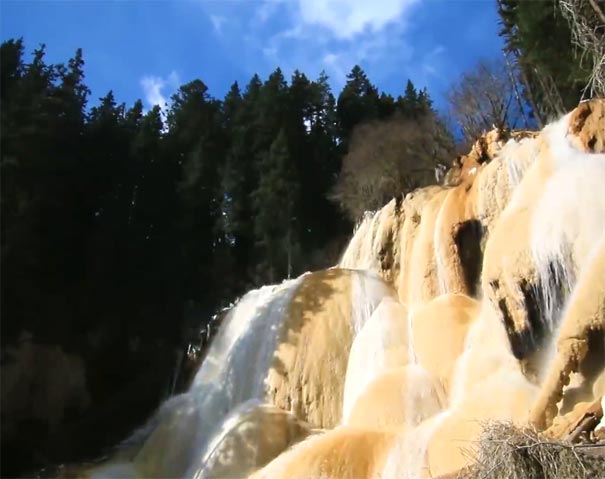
xmin=90 ymin=277 xmax=304 ymax=478
xmin=184 ymin=278 xmax=306 ymax=478
xmin=530 ymin=140 xmax=605 ymax=329
xmin=341 ymin=297 xmax=407 ymax=422
xmin=350 ymin=269 xmax=395 ymax=334
xmin=79 ymin=100 xmax=605 ymax=479
xmin=339 ymin=210 xmax=379 ymax=271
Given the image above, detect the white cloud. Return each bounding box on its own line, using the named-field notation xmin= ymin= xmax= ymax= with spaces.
xmin=322 ymin=52 xmax=348 ymax=85
xmin=248 ymin=0 xmax=419 ymax=90
xmin=297 ymin=0 xmax=419 ymax=39
xmin=167 ymin=71 xmax=181 ymax=87
xmin=262 ymin=46 xmax=279 ymax=62
xmin=421 ymin=45 xmax=446 ymax=79
xmin=431 ymin=45 xmax=446 ymax=56
xmin=253 ymin=0 xmax=286 ymax=25
xmin=140 ymin=70 xmax=181 ymax=112
xmin=210 ymin=14 xmax=226 ymax=34
xmin=422 ymin=64 xmax=437 ymax=75
xmin=141 ymin=76 xmax=167 ymax=108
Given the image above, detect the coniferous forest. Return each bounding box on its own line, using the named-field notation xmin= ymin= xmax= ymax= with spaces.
xmin=1 ymin=39 xmax=443 ymax=347
xmin=2 ymin=0 xmax=602 ymax=473
xmin=1 ymin=38 xmax=447 ymax=475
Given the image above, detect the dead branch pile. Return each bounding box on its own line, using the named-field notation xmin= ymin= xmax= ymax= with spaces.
xmin=459 ymin=422 xmax=605 ymax=479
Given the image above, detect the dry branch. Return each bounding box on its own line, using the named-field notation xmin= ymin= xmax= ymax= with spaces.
xmin=559 ymin=0 xmax=605 ymax=98
xmin=460 ymin=422 xmax=605 ymax=479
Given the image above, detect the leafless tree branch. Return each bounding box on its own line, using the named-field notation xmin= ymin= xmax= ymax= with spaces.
xmin=447 ymin=58 xmax=526 ymax=144
xmin=331 ymin=114 xmax=453 ymax=221
xmin=559 ymin=0 xmax=605 ymax=98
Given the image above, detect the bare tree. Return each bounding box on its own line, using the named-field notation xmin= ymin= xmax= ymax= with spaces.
xmin=559 ymin=0 xmax=605 ymax=99
xmin=331 ymin=113 xmax=454 ymax=221
xmin=447 ymin=58 xmax=529 ymax=144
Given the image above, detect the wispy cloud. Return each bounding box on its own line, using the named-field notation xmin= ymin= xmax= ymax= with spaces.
xmin=253 ymin=0 xmax=286 ymax=26
xmin=197 ymin=0 xmax=500 ymax=109
xmin=421 ymin=45 xmax=446 ymax=77
xmin=209 ymin=14 xmax=226 ymax=34
xmin=141 ymin=76 xmax=167 ymax=108
xmin=244 ymin=0 xmax=419 ymax=89
xmin=140 ymin=70 xmax=181 ymax=114
xmin=296 ymin=0 xmax=419 ymax=39
xmin=322 ymin=53 xmax=347 ymax=84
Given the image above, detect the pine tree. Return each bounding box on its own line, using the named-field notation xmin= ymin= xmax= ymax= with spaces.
xmin=169 ymin=80 xmax=225 ymax=307
xmin=400 ymin=79 xmax=418 ymax=113
xmin=378 ymin=92 xmax=397 ymax=119
xmin=222 ymin=81 xmax=242 ymax=132
xmin=219 ymin=79 xmax=257 ymax=283
xmin=497 ymin=0 xmax=590 ymax=122
xmin=299 ymin=71 xmax=345 ymax=252
xmin=253 ymin=129 xmax=299 ymax=282
xmin=337 ymin=65 xmax=380 ymax=147
xmin=310 ymin=70 xmax=337 ymax=132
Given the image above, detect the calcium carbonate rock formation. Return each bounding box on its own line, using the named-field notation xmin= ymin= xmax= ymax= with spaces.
xmin=530 ymin=234 xmax=605 ymax=430
xmin=411 ymin=294 xmax=479 ymax=394
xmin=266 ymin=268 xmax=395 ymax=429
xmin=76 ymin=100 xmax=605 ymax=479
xmin=248 ymin=426 xmax=396 ymax=479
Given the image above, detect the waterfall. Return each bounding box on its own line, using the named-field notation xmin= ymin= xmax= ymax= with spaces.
xmin=79 ymin=100 xmax=605 ymax=479
xmin=341 ymin=297 xmax=407 ymax=422
xmin=90 ymin=277 xmax=304 ymax=479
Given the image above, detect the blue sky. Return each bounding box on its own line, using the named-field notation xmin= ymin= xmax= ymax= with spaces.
xmin=1 ymin=0 xmax=504 ymax=113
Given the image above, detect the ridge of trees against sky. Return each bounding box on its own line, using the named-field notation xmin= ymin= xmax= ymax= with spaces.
xmin=1 ymin=0 xmax=599 ymax=376
xmin=1 ymin=1 xmax=603 ymax=474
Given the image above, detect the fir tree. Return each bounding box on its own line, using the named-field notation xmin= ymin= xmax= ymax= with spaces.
xmin=253 ymin=129 xmax=299 ymax=282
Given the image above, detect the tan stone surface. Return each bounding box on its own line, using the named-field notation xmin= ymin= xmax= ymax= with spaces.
xmin=249 ymin=426 xmax=396 ymax=479
xmin=412 ymin=294 xmax=479 ymax=393
xmin=407 ymin=189 xmax=449 ymax=304
xmin=530 ymin=237 xmax=605 ymax=429
xmin=347 ymin=366 xmax=445 ymax=432
xmin=266 ymin=269 xmax=395 ymax=429
xmin=397 ymin=185 xmax=444 ymax=304
xmin=568 ymin=99 xmax=605 ymax=153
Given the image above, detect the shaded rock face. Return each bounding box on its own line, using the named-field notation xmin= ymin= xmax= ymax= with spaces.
xmin=61 ymin=100 xmax=605 ymax=479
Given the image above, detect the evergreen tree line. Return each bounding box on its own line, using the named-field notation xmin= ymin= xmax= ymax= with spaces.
xmin=1 ymin=39 xmax=440 ymax=349
xmin=3 ymin=2 xmax=599 ymax=348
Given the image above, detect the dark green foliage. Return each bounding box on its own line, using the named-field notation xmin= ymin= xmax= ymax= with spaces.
xmin=497 ymin=0 xmax=592 ymax=123
xmin=252 ymin=129 xmax=299 ymax=282
xmin=1 ymin=38 xmax=448 ymax=352
xmin=337 ymin=65 xmax=380 ymax=144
